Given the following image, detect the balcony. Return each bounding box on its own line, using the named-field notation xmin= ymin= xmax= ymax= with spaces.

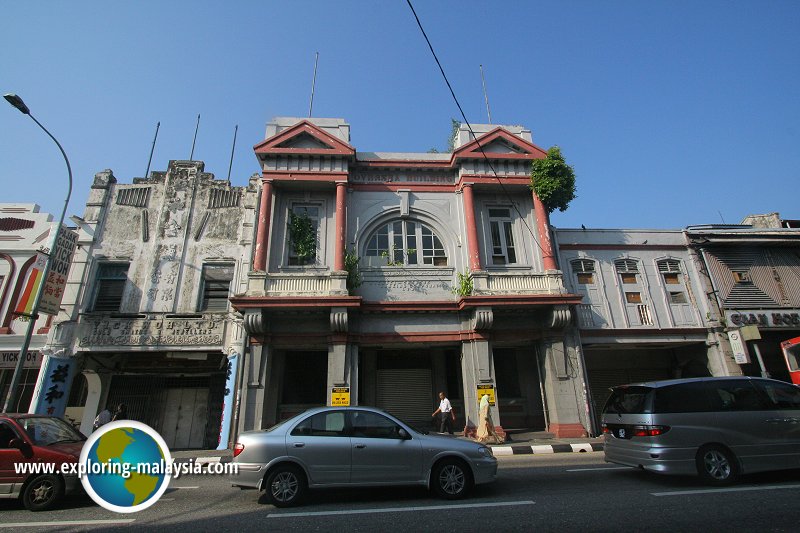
xmin=246 ymin=271 xmax=349 ymax=297
xmin=472 ymin=271 xmax=565 ymax=295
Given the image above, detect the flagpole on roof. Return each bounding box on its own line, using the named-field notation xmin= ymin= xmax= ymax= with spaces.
xmin=309 ymin=52 xmax=319 ymax=118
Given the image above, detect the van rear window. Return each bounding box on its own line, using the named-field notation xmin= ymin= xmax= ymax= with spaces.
xmin=603 ymin=386 xmax=654 ymax=414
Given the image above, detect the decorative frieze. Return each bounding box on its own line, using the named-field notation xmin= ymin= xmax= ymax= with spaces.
xmin=78 ymin=314 xmax=225 ymax=348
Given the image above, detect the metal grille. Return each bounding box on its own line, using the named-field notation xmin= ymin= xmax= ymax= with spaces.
xmin=377 ymin=369 xmax=432 ymax=426
xmin=105 ymin=374 xmax=224 ymax=449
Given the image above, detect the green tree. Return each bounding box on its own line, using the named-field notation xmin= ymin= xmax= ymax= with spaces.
xmin=530 ymin=146 xmax=577 ymax=213
xmin=288 ymin=211 xmax=316 ymax=263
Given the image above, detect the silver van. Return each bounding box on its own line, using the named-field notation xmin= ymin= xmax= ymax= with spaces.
xmin=602 ymin=376 xmax=800 ymax=484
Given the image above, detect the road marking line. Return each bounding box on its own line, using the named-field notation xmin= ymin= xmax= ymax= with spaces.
xmin=566 ymin=467 xmax=631 ymax=472
xmin=652 ymin=483 xmax=800 ymax=497
xmin=0 ymin=519 xmax=135 ymax=528
xmin=268 ymin=500 xmax=535 ymax=518
xmin=170 ymin=486 xmax=200 ymax=489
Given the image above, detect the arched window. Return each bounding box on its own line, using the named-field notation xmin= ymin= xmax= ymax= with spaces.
xmin=570 ymin=259 xmax=596 ymax=284
xmin=658 ymin=259 xmax=688 ymax=304
xmin=365 ymin=220 xmax=447 ymax=266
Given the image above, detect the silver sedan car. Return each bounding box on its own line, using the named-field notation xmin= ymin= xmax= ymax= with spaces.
xmin=231 ymin=406 xmax=497 ymax=506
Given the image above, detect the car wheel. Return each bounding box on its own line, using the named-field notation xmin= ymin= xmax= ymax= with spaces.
xmin=431 ymin=458 xmax=473 ymax=500
xmin=696 ymin=444 xmax=738 ymax=484
xmin=22 ymin=474 xmax=64 ymax=511
xmin=264 ymin=465 xmax=307 ymax=507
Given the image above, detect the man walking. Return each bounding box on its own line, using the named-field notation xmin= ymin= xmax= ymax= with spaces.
xmin=431 ymin=391 xmax=455 ymax=434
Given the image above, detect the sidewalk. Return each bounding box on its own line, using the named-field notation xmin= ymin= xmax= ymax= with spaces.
xmin=170 ymin=431 xmax=604 ymax=466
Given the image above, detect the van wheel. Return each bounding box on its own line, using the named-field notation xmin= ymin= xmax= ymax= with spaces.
xmin=431 ymin=458 xmax=473 ymax=499
xmin=696 ymin=445 xmax=738 ymax=484
xmin=22 ymin=475 xmax=64 ymax=511
xmin=264 ymin=465 xmax=306 ymax=507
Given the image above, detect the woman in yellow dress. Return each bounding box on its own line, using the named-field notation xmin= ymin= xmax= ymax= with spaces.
xmin=476 ymin=394 xmax=503 ymax=444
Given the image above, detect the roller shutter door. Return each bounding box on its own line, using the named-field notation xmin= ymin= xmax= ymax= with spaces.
xmin=377 ymin=369 xmax=432 ymax=426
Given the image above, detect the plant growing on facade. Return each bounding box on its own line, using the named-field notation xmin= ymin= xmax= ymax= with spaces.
xmin=344 ymin=248 xmax=362 ymax=294
xmin=530 ymin=146 xmax=577 ymax=213
xmin=452 ymin=270 xmax=474 ymax=297
xmin=447 ymin=119 xmax=460 ymax=152
xmin=287 ymin=211 xmax=316 ymax=264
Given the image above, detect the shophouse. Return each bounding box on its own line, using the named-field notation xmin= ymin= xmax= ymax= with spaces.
xmin=233 ymin=117 xmax=589 ymax=439
xmin=555 ymin=227 xmax=735 ymax=431
xmin=685 ymin=213 xmax=800 ymax=383
xmin=0 ymin=204 xmax=61 ymax=412
xmin=37 ymin=161 xmax=259 ymax=449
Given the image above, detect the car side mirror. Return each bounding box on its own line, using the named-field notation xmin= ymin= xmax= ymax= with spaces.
xmin=9 ymin=438 xmax=32 ymax=456
xmin=398 ymin=428 xmax=410 ymax=440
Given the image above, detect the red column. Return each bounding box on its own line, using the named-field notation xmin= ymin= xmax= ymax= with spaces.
xmin=334 ymin=182 xmax=347 ymax=271
xmin=462 ymin=184 xmax=482 ymax=272
xmin=254 ymin=179 xmax=273 ymax=271
xmin=532 ymin=191 xmax=557 ymax=271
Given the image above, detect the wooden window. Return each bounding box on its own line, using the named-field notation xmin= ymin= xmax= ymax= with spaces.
xmin=669 ymin=291 xmax=687 ymax=304
xmin=620 ymin=273 xmax=637 ymax=284
xmin=571 ymin=259 xmax=596 ymax=284
xmin=733 ymin=271 xmax=751 ymax=283
xmin=91 ymin=263 xmax=129 ymax=312
xmin=663 ymin=273 xmax=680 ymax=284
xmin=615 ymin=259 xmax=639 ymax=273
xmin=199 ymin=264 xmax=233 ymax=311
xmin=657 ymin=259 xmax=681 ymax=273
xmin=625 ymin=292 xmax=642 ymax=304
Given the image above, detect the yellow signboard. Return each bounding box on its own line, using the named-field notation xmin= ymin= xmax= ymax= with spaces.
xmin=477 ymin=384 xmax=496 ymax=406
xmin=331 ymin=387 xmax=350 ymax=406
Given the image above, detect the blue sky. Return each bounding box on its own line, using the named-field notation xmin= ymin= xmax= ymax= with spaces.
xmin=2 ymin=1 xmax=798 ymax=230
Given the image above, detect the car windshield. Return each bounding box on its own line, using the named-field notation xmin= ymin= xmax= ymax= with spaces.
xmin=19 ymin=417 xmax=85 ymax=446
xmin=603 ymin=386 xmax=654 ymax=414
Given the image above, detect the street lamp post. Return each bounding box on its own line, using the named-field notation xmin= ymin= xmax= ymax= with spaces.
xmin=3 ymin=93 xmax=73 ymax=413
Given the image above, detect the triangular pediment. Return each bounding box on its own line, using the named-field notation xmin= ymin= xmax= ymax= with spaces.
xmin=453 ymin=127 xmax=547 ymax=161
xmin=276 ymin=132 xmax=334 ymax=150
xmin=254 ymin=120 xmax=355 ymax=157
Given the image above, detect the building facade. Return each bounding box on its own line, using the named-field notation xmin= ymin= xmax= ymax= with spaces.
xmin=233 ymin=118 xmax=589 ymax=439
xmin=36 ymin=161 xmax=259 ymax=449
xmin=0 ymin=204 xmax=60 ymax=413
xmin=555 ymin=227 xmax=737 ymax=431
xmin=685 ymin=213 xmax=800 ymax=383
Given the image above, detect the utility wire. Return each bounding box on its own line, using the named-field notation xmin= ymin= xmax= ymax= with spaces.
xmin=405 ymin=0 xmax=546 ymax=255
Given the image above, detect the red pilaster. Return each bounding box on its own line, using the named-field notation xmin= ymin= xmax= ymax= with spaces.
xmin=254 ymin=179 xmax=273 ymax=271
xmin=334 ymin=182 xmax=347 ymax=271
xmin=462 ymin=184 xmax=482 ymax=272
xmin=532 ymin=191 xmax=557 ymax=271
